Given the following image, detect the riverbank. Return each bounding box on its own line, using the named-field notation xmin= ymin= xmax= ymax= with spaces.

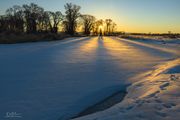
xmin=73 ymin=58 xmax=180 ymax=120
xmin=0 ymin=33 xmax=88 ymax=44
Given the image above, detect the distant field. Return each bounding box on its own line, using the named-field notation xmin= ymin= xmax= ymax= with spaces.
xmin=120 ymin=34 xmax=180 ymax=41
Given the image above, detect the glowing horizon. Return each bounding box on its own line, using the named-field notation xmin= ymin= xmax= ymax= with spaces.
xmin=0 ymin=0 xmax=180 ymax=33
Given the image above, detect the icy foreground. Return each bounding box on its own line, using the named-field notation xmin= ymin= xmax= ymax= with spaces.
xmin=74 ymin=58 xmax=180 ymax=120
xmin=0 ymin=37 xmax=179 ymax=120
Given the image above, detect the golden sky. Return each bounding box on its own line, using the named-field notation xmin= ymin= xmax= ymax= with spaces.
xmin=1 ymin=0 xmax=180 ymax=33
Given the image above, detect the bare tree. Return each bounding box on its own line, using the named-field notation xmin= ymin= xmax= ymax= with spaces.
xmin=111 ymin=22 xmax=117 ymax=34
xmin=64 ymin=3 xmax=81 ymax=35
xmin=42 ymin=11 xmax=52 ymax=32
xmin=5 ymin=5 xmax=24 ymax=33
xmin=48 ymin=11 xmax=63 ymax=33
xmin=105 ymin=19 xmax=112 ymax=35
xmin=0 ymin=15 xmax=9 ymax=32
xmin=23 ymin=3 xmax=44 ymax=33
xmin=92 ymin=19 xmax=103 ymax=35
xmin=36 ymin=10 xmax=49 ymax=32
xmin=81 ymin=14 xmax=95 ymax=35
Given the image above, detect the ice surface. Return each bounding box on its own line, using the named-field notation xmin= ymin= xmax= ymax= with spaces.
xmin=0 ymin=37 xmax=179 ymax=120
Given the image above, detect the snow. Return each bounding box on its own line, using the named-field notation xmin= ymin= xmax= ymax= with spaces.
xmin=0 ymin=36 xmax=179 ymax=120
xmin=120 ymin=35 xmax=180 ymax=44
xmin=73 ymin=58 xmax=180 ymax=120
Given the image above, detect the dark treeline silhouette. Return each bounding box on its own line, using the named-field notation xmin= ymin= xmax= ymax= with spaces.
xmin=0 ymin=3 xmax=117 ymax=37
xmin=0 ymin=3 xmax=64 ymax=34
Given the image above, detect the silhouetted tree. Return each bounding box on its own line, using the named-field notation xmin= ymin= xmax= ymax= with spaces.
xmin=5 ymin=5 xmax=24 ymax=33
xmin=111 ymin=22 xmax=117 ymax=34
xmin=105 ymin=19 xmax=112 ymax=35
xmin=48 ymin=11 xmax=63 ymax=33
xmin=36 ymin=10 xmax=48 ymax=32
xmin=42 ymin=12 xmax=51 ymax=32
xmin=81 ymin=14 xmax=95 ymax=35
xmin=0 ymin=15 xmax=9 ymax=32
xmin=64 ymin=3 xmax=81 ymax=35
xmin=23 ymin=3 xmax=44 ymax=33
xmin=92 ymin=19 xmax=103 ymax=35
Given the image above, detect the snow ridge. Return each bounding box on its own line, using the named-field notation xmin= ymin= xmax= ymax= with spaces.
xmin=73 ymin=58 xmax=180 ymax=120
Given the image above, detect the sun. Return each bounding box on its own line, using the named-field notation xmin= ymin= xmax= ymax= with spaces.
xmin=98 ymin=25 xmax=104 ymax=33
xmin=99 ymin=25 xmax=103 ymax=29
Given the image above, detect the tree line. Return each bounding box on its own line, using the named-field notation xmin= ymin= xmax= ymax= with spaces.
xmin=0 ymin=3 xmax=117 ymax=36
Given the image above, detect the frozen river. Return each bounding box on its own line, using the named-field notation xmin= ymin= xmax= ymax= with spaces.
xmin=0 ymin=36 xmax=179 ymax=120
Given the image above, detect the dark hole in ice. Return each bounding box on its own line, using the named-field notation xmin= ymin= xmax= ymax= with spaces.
xmin=72 ymin=90 xmax=127 ymax=119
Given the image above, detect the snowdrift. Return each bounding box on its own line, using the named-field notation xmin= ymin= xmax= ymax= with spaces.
xmin=73 ymin=58 xmax=180 ymax=120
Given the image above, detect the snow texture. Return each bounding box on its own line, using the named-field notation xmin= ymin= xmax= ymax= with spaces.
xmin=0 ymin=37 xmax=179 ymax=120
xmin=73 ymin=58 xmax=180 ymax=120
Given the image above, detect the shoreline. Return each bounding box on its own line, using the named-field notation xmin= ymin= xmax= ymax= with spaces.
xmin=72 ymin=90 xmax=127 ymax=119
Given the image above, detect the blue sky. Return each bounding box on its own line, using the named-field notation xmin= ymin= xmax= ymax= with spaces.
xmin=0 ymin=0 xmax=180 ymax=33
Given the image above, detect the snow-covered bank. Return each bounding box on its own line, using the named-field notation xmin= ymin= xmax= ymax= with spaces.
xmin=120 ymin=35 xmax=180 ymax=44
xmin=73 ymin=58 xmax=180 ymax=120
